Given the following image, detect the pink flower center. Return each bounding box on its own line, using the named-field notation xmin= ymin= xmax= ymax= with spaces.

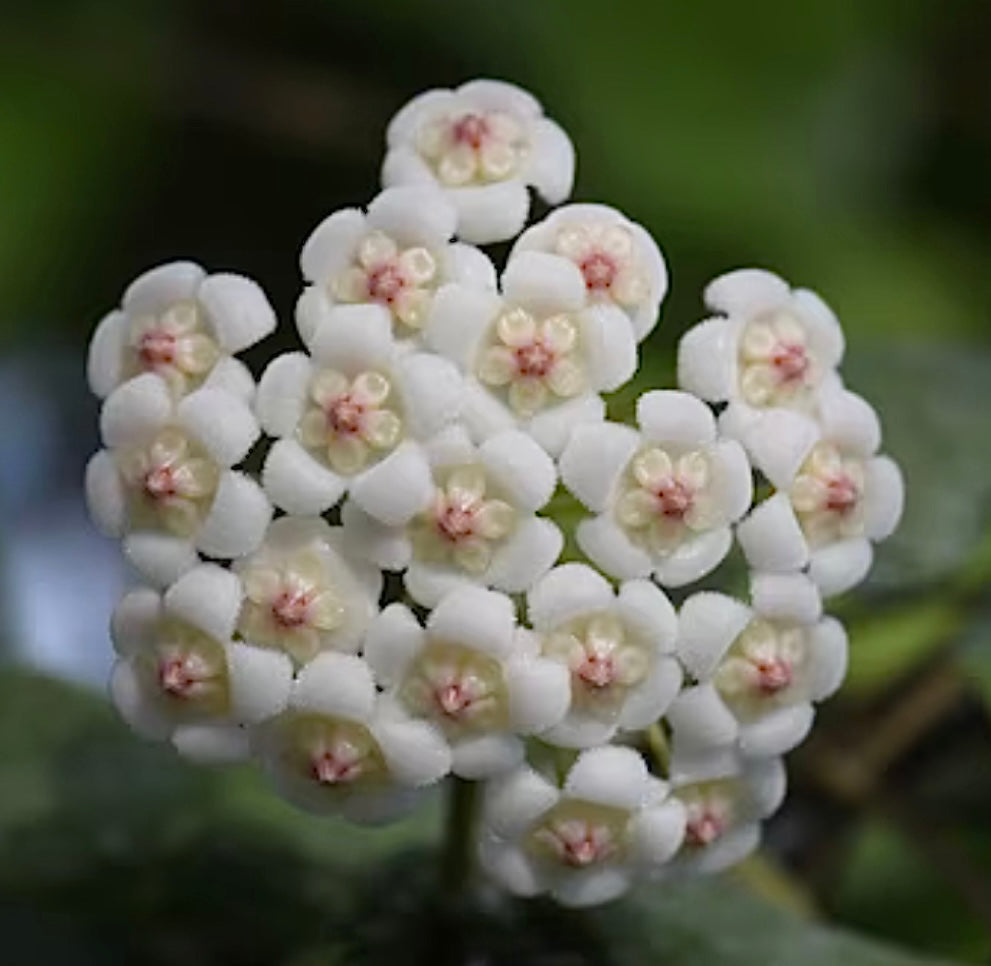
xmin=654 ymin=478 xmax=695 ymax=519
xmin=577 ymin=653 xmax=616 ymax=688
xmin=771 ymin=342 xmax=809 ymax=383
xmin=452 ymin=113 xmax=489 ymax=149
xmin=436 ymin=502 xmax=478 ymax=542
xmin=138 ymin=329 xmax=177 ymax=369
xmin=158 ymin=657 xmax=199 ymax=698
xmin=514 ymin=339 xmax=556 ymax=378
xmin=685 ymin=809 xmax=727 ymax=847
xmin=825 ymin=473 xmax=860 ymax=514
xmin=326 ymin=394 xmax=366 ymax=435
xmin=367 ymin=264 xmax=406 ymax=304
xmin=754 ymin=657 xmax=793 ymax=694
xmin=144 ymin=465 xmax=178 ymax=501
xmin=271 ymin=589 xmax=312 ymax=629
xmin=311 ymin=751 xmax=360 ymax=785
xmin=580 ymin=252 xmax=618 ymax=291
xmin=550 ymin=823 xmax=615 ymax=867
xmin=435 ymin=682 xmax=475 ymax=718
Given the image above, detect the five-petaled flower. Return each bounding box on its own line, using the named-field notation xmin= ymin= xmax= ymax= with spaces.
xmin=382 ymin=79 xmax=574 ymax=244
xmin=87 ymin=261 xmax=276 ymax=402
xmin=735 ymin=388 xmax=904 ymax=597
xmin=233 ymin=517 xmax=382 ymax=665
xmin=85 ymin=372 xmax=272 ymax=587
xmin=296 ymin=185 xmax=497 ymax=350
xmin=666 ymin=573 xmax=847 ymax=758
xmin=560 ymin=390 xmax=752 ymax=586
xmin=677 ymin=269 xmax=846 ymax=446
xmin=364 ymin=586 xmax=571 ymax=778
xmin=256 ymin=305 xmax=462 ymax=523
xmin=254 ymin=651 xmax=451 ymax=823
xmin=525 ymin=563 xmax=682 ymax=748
xmin=340 ymin=424 xmax=562 ymax=608
xmin=479 ymin=747 xmax=686 ymax=906
xmin=427 ymin=251 xmax=637 ymax=456
xmin=109 ymin=564 xmax=293 ymax=762
xmin=511 ymin=203 xmax=668 ymax=343
xmin=666 ymin=749 xmax=786 ymax=875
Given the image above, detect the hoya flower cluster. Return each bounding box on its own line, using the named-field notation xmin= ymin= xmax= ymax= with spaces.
xmin=84 ymin=79 xmax=903 ymax=908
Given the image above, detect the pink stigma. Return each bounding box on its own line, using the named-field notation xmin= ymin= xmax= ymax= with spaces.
xmin=311 ymin=751 xmax=359 ymax=785
xmin=654 ymin=479 xmax=694 ymax=519
xmin=158 ymin=657 xmax=197 ymax=698
xmin=138 ymin=330 xmax=177 ymax=369
xmin=825 ymin=474 xmax=860 ymax=514
xmin=144 ymin=465 xmax=178 ymax=501
xmin=686 ymin=811 xmax=726 ymax=847
xmin=367 ymin=264 xmax=406 ymax=304
xmin=452 ymin=113 xmax=488 ymax=149
xmin=772 ymin=343 xmax=809 ymax=383
xmin=436 ymin=503 xmax=477 ymax=542
xmin=577 ymin=653 xmax=616 ymax=688
xmin=514 ymin=340 xmax=555 ymax=378
xmin=271 ymin=589 xmax=312 ymax=629
xmin=326 ymin=395 xmax=365 ymax=436
xmin=435 ymin=683 xmax=473 ymax=718
xmin=754 ymin=658 xmax=792 ymax=695
xmin=580 ymin=252 xmax=617 ymax=291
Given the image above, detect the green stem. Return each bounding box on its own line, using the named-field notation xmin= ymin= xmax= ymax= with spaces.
xmin=441 ymin=776 xmax=479 ymax=895
xmin=646 ymin=722 xmax=671 ymax=778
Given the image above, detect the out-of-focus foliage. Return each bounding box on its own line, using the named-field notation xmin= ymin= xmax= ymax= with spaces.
xmin=0 ymin=670 xmax=954 ymax=965
xmin=1 ymin=0 xmax=990 ymax=962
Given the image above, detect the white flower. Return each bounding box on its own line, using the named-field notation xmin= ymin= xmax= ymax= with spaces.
xmin=479 ymin=747 xmax=686 ymax=907
xmin=525 ymin=563 xmax=682 ymax=748
xmin=340 ymin=424 xmax=562 ymax=608
xmin=667 ymin=573 xmax=848 ymax=758
xmin=364 ymin=586 xmax=571 ymax=778
xmin=677 ymin=268 xmax=845 ymax=442
xmin=232 ymin=517 xmax=382 ymax=665
xmin=382 ymin=79 xmax=574 ymax=244
xmin=255 ymin=305 xmax=462 ymax=521
xmin=510 ymin=203 xmax=668 ymax=343
xmin=85 ymin=373 xmax=272 ymax=587
xmin=254 ymin=651 xmax=451 ymax=824
xmin=87 ymin=261 xmax=275 ymax=402
xmin=560 ymin=390 xmax=752 ymax=586
xmin=735 ymin=387 xmax=905 ymax=596
xmin=296 ymin=185 xmax=497 ymax=349
xmin=426 ymin=252 xmax=636 ymax=456
xmin=109 ymin=564 xmax=293 ymax=763
xmin=666 ymin=749 xmax=786 ymax=875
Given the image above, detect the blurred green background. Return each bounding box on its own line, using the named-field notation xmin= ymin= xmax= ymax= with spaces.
xmin=1 ymin=1 xmax=990 ymax=963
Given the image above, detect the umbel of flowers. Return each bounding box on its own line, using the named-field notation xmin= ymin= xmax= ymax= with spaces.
xmin=84 ymin=78 xmax=904 ymax=908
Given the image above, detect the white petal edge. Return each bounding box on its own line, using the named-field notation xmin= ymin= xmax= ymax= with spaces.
xmin=750 ymin=572 xmax=822 ymax=625
xmin=559 ymin=421 xmax=639 ymax=513
xmin=87 ymin=310 xmax=127 ymax=398
xmin=163 ymin=563 xmax=242 ymax=642
xmin=177 ymin=387 xmax=259 ymax=467
xmin=505 ymin=656 xmax=571 ymax=734
xmin=806 ymin=617 xmax=849 ymax=701
xmin=704 ymin=268 xmax=789 ymax=317
xmin=123 ymin=532 xmax=199 ymax=588
xmin=123 ymin=261 xmax=205 ymax=316
xmin=527 ymin=563 xmax=614 ymax=630
xmin=363 ymin=603 xmax=426 ymax=688
xmin=677 ymin=592 xmax=753 ymax=680
xmin=480 ymin=429 xmax=557 ymax=511
xmin=426 ymin=586 xmax=517 ymax=659
xmin=524 ymin=117 xmax=575 ymax=205
xmin=563 ymin=746 xmax=650 ymax=810
xmin=501 ymin=251 xmax=586 ymax=316
xmin=99 ymin=372 xmax=171 ymax=449
xmin=808 ymin=538 xmax=873 ymax=597
xmin=262 ymin=438 xmax=346 ymax=516
xmin=576 ymin=516 xmax=652 ymax=580
xmin=736 ymin=493 xmax=810 ymax=572
xmin=349 ymin=441 xmax=434 ymax=526
xmin=198 ymin=273 xmax=277 ymax=353
xmin=652 ymin=526 xmax=734 ymax=588
xmin=738 ymin=703 xmax=815 ymax=758
xmin=85 ymin=450 xmax=126 ymax=537
xmin=226 ymin=642 xmax=294 ymax=722
xmin=486 ymin=517 xmax=563 ymax=595
xmin=862 ymin=455 xmax=904 ymax=542
xmin=195 ymin=470 xmax=272 ymax=559
xmin=290 ymin=651 xmax=376 ymax=720
xmin=677 ymin=317 xmax=741 ymax=402
xmin=365 ymin=184 xmax=456 ymax=250
xmin=255 ymin=352 xmax=312 ymax=438
xmin=636 ymin=390 xmax=716 ymax=449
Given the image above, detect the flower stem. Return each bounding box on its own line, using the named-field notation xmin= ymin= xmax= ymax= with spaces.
xmin=441 ymin=776 xmax=479 ymax=895
xmin=646 ymin=721 xmax=671 ymax=778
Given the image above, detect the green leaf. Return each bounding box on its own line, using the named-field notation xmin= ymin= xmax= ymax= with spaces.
xmin=843 ymin=343 xmax=991 ymax=593
xmin=831 ymin=820 xmax=990 ymax=963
